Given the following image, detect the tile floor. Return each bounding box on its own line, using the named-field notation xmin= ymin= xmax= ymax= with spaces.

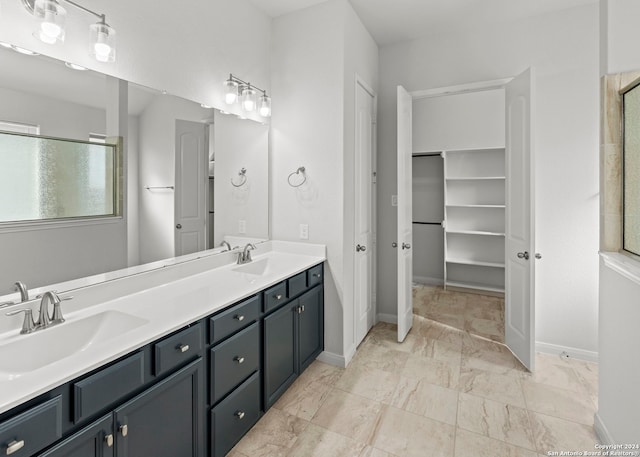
xmin=230 ymin=292 xmax=599 ymax=457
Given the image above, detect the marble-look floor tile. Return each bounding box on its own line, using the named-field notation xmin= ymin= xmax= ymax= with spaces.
xmin=391 ymin=376 xmax=458 ymax=425
xmin=297 ymin=360 xmax=344 ymax=387
xmin=570 ymin=359 xmax=599 ymax=398
xmin=273 ymin=377 xmax=333 ymax=421
xmin=521 ymin=354 xmax=586 ymax=393
xmin=529 ymin=411 xmax=599 ymax=454
xmin=286 ymin=423 xmax=366 ymax=457
xmin=456 ymin=393 xmax=535 ymax=450
xmin=427 ymin=301 xmax=467 ymax=315
xmin=359 ymin=446 xmax=397 ymax=457
xmin=371 ymin=406 xmax=455 ymax=457
xmin=465 ymin=317 xmax=504 ymax=342
xmin=412 ymin=317 xmax=465 ymax=346
xmin=232 ymin=408 xmax=309 ymax=457
xmin=458 ymin=367 xmax=526 ymax=407
xmin=351 ymin=342 xmax=410 ymax=373
xmin=311 ymin=389 xmax=384 ymax=444
xmin=226 ymin=451 xmax=250 ymax=457
xmin=423 ymin=311 xmax=465 ymax=330
xmin=335 ymin=365 xmax=400 ymax=403
xmin=522 ymin=380 xmax=596 ymax=425
xmin=410 ymin=337 xmax=462 ymax=364
xmin=454 ymin=428 xmax=539 ymax=457
xmin=402 ymin=355 xmax=460 ymax=389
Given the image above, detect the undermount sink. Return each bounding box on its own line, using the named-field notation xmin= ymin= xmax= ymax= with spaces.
xmin=0 ymin=310 xmax=148 ymax=377
xmin=232 ymin=258 xmax=270 ymax=276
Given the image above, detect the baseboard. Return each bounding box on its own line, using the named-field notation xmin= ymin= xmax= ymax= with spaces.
xmin=377 ymin=313 xmax=397 ymax=324
xmin=412 ymin=276 xmax=444 ymax=286
xmin=317 ymin=351 xmax=348 ymax=368
xmin=594 ymin=412 xmax=614 ymax=444
xmin=536 ymin=341 xmax=599 ymax=363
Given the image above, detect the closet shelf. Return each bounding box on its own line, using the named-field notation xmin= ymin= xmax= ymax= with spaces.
xmin=446 ymin=229 xmax=505 ymax=236
xmin=445 ymin=176 xmax=505 ymax=181
xmin=445 ymin=280 xmax=505 ymax=294
xmin=446 ymin=258 xmax=505 ymax=268
xmin=445 ymin=204 xmax=505 ymax=209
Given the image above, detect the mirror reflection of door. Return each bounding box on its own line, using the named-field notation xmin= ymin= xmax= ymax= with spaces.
xmin=174 ymin=119 xmax=208 ymax=257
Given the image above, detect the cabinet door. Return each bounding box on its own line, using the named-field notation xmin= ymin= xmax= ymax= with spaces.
xmin=297 ymin=286 xmax=324 ymax=373
xmin=115 ymin=359 xmax=204 ymax=457
xmin=38 ymin=415 xmax=113 ymax=457
xmin=263 ymin=301 xmax=298 ymax=409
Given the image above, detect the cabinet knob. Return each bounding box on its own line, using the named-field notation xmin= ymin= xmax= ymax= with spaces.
xmin=119 ymin=424 xmax=128 ymax=437
xmin=6 ymin=440 xmax=25 ymax=455
xmin=234 ymin=314 xmax=245 ymax=321
xmin=235 ymin=411 xmax=245 ymax=420
xmin=312 ymin=273 xmax=321 ymax=279
xmin=178 ymin=344 xmax=190 ymax=353
xmin=105 ymin=434 xmax=114 ymax=447
xmin=275 ymin=294 xmax=283 ymax=300
xmin=234 ymin=356 xmax=245 ymax=364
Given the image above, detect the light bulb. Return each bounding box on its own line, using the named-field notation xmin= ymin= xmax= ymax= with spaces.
xmin=259 ymin=94 xmax=271 ymax=117
xmin=242 ymin=87 xmax=257 ymax=112
xmin=33 ymin=0 xmax=66 ymax=44
xmin=90 ymin=21 xmax=116 ymax=62
xmin=224 ymin=79 xmax=238 ymax=105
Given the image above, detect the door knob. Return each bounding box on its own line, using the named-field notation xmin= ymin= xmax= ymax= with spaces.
xmin=356 ymin=244 xmax=366 ymax=252
xmin=176 ymin=224 xmax=182 ymax=229
xmin=402 ymin=243 xmax=411 ymax=250
xmin=517 ymin=251 xmax=530 ymax=260
xmin=392 ymin=242 xmax=398 ymax=248
xmin=535 ymin=253 xmax=542 ymax=259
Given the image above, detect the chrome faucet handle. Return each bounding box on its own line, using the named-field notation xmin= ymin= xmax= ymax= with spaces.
xmin=0 ymin=301 xmax=16 ymax=308
xmin=6 ymin=308 xmax=37 ymax=334
xmin=51 ymin=296 xmax=72 ymax=324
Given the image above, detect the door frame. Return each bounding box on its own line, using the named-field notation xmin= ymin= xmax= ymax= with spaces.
xmin=407 ymin=74 xmax=535 ymax=366
xmin=353 ymin=74 xmax=378 ymax=349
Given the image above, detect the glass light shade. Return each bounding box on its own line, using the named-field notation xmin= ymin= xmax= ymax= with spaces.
xmin=241 ymin=86 xmax=257 ymax=112
xmin=33 ymin=0 xmax=66 ymax=44
xmin=224 ymin=79 xmax=238 ymax=105
xmin=90 ymin=21 xmax=116 ymax=63
xmin=258 ymin=94 xmax=271 ymax=117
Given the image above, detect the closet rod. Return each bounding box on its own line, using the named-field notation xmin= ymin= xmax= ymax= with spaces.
xmin=413 ymin=221 xmax=442 ymax=226
xmin=412 ymin=153 xmax=442 ymax=157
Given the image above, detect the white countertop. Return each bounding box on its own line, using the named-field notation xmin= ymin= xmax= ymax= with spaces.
xmin=0 ymin=240 xmax=325 ymax=414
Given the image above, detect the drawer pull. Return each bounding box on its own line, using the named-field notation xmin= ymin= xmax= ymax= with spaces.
xmin=119 ymin=424 xmax=128 ymax=437
xmin=105 ymin=434 xmax=114 ymax=447
xmin=313 ymin=273 xmax=321 ymax=279
xmin=234 ymin=314 xmax=245 ymax=322
xmin=234 ymin=356 xmax=245 ymax=364
xmin=6 ymin=440 xmax=24 ymax=455
xmin=235 ymin=411 xmax=245 ymax=420
xmin=275 ymin=294 xmax=283 ymax=300
xmin=178 ymin=344 xmax=190 ymax=353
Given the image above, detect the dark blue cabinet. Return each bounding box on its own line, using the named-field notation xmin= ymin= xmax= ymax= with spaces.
xmin=38 ymin=415 xmax=113 ymax=457
xmin=298 ymin=286 xmax=324 ymax=373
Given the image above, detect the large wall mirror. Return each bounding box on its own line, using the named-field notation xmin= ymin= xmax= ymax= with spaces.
xmin=0 ymin=43 xmax=269 ymax=296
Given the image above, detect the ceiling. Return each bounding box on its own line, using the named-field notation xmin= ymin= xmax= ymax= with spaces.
xmin=246 ymin=0 xmax=598 ymax=46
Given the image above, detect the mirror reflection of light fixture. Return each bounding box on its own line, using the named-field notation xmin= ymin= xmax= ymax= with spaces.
xmin=21 ymin=0 xmax=116 ymax=63
xmin=223 ymin=73 xmax=271 ymax=118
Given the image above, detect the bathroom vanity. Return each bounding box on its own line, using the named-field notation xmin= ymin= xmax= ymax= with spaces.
xmin=0 ymin=241 xmax=325 ymax=457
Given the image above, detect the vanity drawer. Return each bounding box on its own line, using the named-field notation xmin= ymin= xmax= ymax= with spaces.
xmin=210 ymin=322 xmax=260 ymax=404
xmin=210 ymin=371 xmax=260 ymax=457
xmin=73 ymin=352 xmax=145 ymax=423
xmin=0 ymin=396 xmax=62 ymax=457
xmin=209 ymin=295 xmax=261 ymax=345
xmin=263 ymin=281 xmax=288 ymax=312
xmin=307 ymin=264 xmax=323 ymax=287
xmin=154 ymin=324 xmax=203 ymax=376
xmin=288 ymin=272 xmax=307 ymax=298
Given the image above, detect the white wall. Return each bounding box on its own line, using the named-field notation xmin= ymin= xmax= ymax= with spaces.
xmin=377 ymin=4 xmax=600 ymax=356
xmin=270 ymin=0 xmax=378 ymax=364
xmin=600 ymin=0 xmax=640 ymax=75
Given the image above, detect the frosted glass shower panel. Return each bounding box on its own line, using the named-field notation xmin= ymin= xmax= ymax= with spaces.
xmin=0 ymin=132 xmax=116 ymax=223
xmin=623 ymin=83 xmax=640 ymax=256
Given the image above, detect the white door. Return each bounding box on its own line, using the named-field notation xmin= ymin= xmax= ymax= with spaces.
xmin=505 ymin=69 xmax=535 ymax=371
xmin=354 ymin=80 xmax=375 ymax=346
xmin=175 ymin=119 xmax=208 ymax=256
xmin=397 ymin=85 xmax=413 ymax=342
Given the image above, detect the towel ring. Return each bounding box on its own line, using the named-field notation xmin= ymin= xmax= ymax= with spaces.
xmin=288 ymin=166 xmax=306 ymax=188
xmin=231 ymin=167 xmax=247 ymax=187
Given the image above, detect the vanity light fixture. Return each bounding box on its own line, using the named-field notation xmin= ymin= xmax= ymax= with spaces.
xmin=0 ymin=41 xmax=40 ymax=55
xmin=224 ymin=73 xmax=271 ymax=118
xmin=21 ymin=0 xmax=116 ymax=63
xmin=64 ymin=61 xmax=87 ymax=70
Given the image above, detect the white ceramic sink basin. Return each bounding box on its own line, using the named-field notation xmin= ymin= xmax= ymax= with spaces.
xmin=232 ymin=258 xmax=270 ymax=276
xmin=0 ymin=310 xmax=148 ymax=376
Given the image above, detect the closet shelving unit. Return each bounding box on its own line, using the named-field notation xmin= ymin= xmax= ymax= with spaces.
xmin=443 ymin=147 xmax=506 ymax=295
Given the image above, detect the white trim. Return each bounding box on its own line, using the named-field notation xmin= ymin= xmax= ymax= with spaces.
xmin=600 ymin=251 xmax=640 ymax=286
xmin=412 ymin=276 xmax=444 ymax=286
xmin=317 ymin=350 xmax=348 ymax=368
xmin=377 ymin=313 xmax=397 ymax=325
xmin=410 ymin=78 xmax=513 ymax=99
xmin=535 ymin=341 xmax=598 ymax=363
xmin=594 ymin=413 xmax=614 ymax=445
xmin=0 ymin=216 xmax=124 ymax=234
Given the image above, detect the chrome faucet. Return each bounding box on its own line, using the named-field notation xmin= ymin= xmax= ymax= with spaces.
xmin=237 ymin=243 xmax=256 ymax=265
xmin=5 ymin=291 xmax=70 ymax=334
xmin=14 ymin=281 xmax=29 ymax=302
xmin=220 ymin=240 xmax=232 ymax=251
